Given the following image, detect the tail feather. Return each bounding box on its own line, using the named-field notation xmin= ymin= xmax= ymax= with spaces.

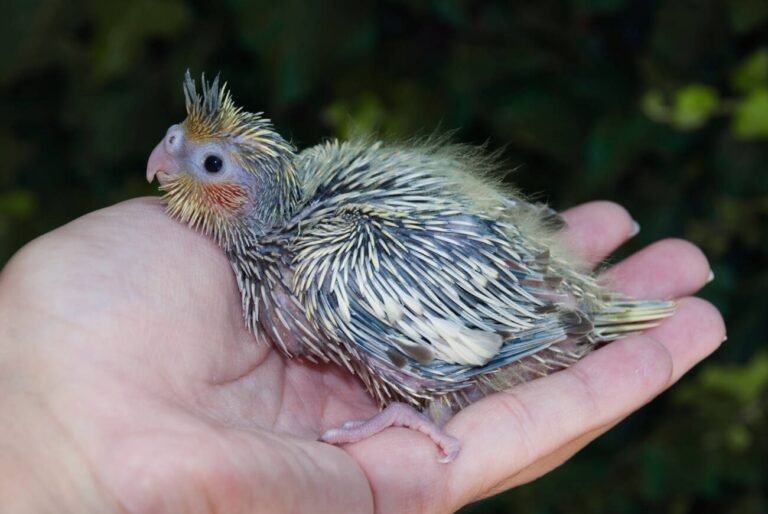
xmin=592 ymin=298 xmax=676 ymax=340
xmin=430 ymin=296 xmax=676 ymax=416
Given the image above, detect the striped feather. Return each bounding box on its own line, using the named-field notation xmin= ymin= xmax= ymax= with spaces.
xmin=221 ymin=139 xmax=674 ymax=415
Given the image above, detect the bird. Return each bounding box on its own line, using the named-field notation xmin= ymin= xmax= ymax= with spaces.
xmin=146 ymin=72 xmax=675 ymax=462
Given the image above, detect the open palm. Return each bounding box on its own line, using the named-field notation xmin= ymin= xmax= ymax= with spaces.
xmin=0 ymin=197 xmax=724 ymax=514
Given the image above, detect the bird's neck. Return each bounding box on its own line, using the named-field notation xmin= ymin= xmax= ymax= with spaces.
xmin=253 ymin=157 xmax=302 ymax=232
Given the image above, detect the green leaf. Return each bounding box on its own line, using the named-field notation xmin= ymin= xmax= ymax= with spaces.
xmin=323 ymin=94 xmax=386 ymax=139
xmin=641 ymin=89 xmax=671 ymax=122
xmin=0 ymin=190 xmax=37 ymax=218
xmin=731 ymin=48 xmax=768 ymax=93
xmin=671 ymin=84 xmax=719 ymax=130
xmin=726 ymin=425 xmax=753 ymax=451
xmin=732 ymin=88 xmax=768 ymax=139
xmin=682 ymin=353 xmax=768 ymax=404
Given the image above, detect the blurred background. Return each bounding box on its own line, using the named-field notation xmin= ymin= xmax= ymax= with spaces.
xmin=1 ymin=1 xmax=766 ymax=512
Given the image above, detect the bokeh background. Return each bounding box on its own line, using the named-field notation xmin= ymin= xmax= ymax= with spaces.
xmin=1 ymin=1 xmax=766 ymax=512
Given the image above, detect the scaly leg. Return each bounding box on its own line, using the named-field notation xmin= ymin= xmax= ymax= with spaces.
xmin=319 ymin=402 xmax=461 ymax=463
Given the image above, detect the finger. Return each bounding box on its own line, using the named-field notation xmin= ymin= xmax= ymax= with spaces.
xmin=482 ymin=424 xmax=609 ymax=498
xmin=645 ymin=297 xmax=725 ymax=382
xmin=344 ymin=428 xmax=459 ymax=514
xmin=560 ymin=201 xmax=637 ymax=265
xmin=445 ymin=335 xmax=672 ymax=507
xmin=603 ymin=238 xmax=711 ymax=299
xmin=490 ymin=298 xmax=725 ymax=490
xmin=444 ymin=297 xmax=724 ymax=507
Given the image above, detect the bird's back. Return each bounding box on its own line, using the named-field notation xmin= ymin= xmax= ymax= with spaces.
xmin=280 ymin=140 xmax=604 ymax=413
xmin=228 ymin=138 xmax=673 ymax=418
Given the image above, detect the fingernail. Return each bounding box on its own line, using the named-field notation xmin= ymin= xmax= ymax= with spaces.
xmin=722 ymin=335 xmax=728 ymax=343
xmin=707 ymin=270 xmax=715 ymax=283
xmin=630 ymin=220 xmax=641 ymax=237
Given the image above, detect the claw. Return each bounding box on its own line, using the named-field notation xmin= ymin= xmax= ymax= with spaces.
xmin=320 ymin=402 xmax=461 ymax=463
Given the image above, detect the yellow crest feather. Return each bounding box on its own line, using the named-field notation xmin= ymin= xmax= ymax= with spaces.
xmin=181 ymin=71 xmax=293 ymax=159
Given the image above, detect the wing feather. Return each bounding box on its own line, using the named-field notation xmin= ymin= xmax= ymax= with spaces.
xmin=286 ymin=139 xmax=599 ymax=400
xmin=292 ymin=202 xmax=567 ymax=372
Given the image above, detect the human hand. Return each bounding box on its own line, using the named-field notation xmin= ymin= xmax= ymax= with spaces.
xmin=0 ymin=198 xmax=724 ymax=513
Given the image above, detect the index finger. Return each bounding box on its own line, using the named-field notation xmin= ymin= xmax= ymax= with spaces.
xmin=560 ymin=201 xmax=637 ymax=265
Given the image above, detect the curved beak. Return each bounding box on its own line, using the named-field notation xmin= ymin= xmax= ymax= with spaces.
xmin=146 ymin=142 xmax=174 ymax=185
xmin=146 ymin=125 xmax=185 ymax=185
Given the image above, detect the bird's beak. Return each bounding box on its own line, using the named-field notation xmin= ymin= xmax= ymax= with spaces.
xmin=146 ymin=125 xmax=185 ymax=185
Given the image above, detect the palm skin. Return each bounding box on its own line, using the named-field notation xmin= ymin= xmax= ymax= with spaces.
xmin=0 ymin=197 xmax=724 ymax=514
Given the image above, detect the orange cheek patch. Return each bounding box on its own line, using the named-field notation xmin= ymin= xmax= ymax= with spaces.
xmin=203 ymin=183 xmax=248 ymax=212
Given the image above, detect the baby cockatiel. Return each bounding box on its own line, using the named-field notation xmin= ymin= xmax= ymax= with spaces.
xmin=146 ymin=73 xmax=674 ymax=462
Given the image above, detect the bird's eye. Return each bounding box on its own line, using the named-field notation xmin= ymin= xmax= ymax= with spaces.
xmin=204 ymin=155 xmax=224 ymax=173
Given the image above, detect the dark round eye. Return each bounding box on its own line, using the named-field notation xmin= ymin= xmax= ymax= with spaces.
xmin=204 ymin=155 xmax=224 ymax=173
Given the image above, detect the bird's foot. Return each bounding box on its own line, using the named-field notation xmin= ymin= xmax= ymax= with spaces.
xmin=319 ymin=402 xmax=461 ymax=463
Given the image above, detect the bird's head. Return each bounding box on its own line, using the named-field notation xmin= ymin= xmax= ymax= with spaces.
xmin=146 ymin=72 xmax=300 ymax=249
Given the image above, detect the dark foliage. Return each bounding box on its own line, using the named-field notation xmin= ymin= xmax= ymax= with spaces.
xmin=1 ymin=1 xmax=766 ymax=512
